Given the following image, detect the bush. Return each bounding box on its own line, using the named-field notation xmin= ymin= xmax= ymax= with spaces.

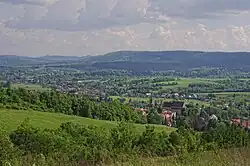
xmin=2 ymin=117 xmax=250 ymax=165
xmin=0 ymin=133 xmax=21 ymax=165
xmin=11 ymin=104 xmax=20 ymax=110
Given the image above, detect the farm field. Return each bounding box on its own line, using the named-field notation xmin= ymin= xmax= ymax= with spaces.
xmin=199 ymin=91 xmax=250 ymax=97
xmin=214 ymin=91 xmax=250 ymax=95
xmin=159 ymin=78 xmax=220 ymax=90
xmin=12 ymin=83 xmax=50 ymax=91
xmin=0 ymin=109 xmax=174 ymax=133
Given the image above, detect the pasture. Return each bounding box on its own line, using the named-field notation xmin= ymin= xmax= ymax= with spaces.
xmin=158 ymin=78 xmax=219 ymax=90
xmin=12 ymin=83 xmax=50 ymax=91
xmin=0 ymin=109 xmax=174 ymax=133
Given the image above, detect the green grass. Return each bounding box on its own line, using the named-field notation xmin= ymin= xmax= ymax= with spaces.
xmin=12 ymin=83 xmax=49 ymax=91
xmin=214 ymin=92 xmax=250 ymax=95
xmin=0 ymin=109 xmax=175 ymax=133
xmin=199 ymin=91 xmax=250 ymax=97
xmin=159 ymin=78 xmax=219 ymax=90
xmin=112 ymin=148 xmax=250 ymax=166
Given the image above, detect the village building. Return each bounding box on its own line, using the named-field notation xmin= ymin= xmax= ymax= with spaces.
xmin=162 ymin=101 xmax=186 ymax=116
xmin=242 ymin=121 xmax=250 ymax=129
xmin=135 ymin=108 xmax=148 ymax=116
xmin=161 ymin=111 xmax=176 ymax=127
xmin=231 ymin=118 xmax=241 ymax=125
xmin=231 ymin=118 xmax=250 ymax=129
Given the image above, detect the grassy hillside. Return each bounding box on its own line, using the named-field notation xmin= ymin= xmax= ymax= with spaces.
xmin=0 ymin=109 xmax=174 ymax=133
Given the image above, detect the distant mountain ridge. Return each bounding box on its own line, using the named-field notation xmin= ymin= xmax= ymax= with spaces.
xmin=0 ymin=55 xmax=87 ymax=67
xmin=0 ymin=55 xmax=49 ymax=66
xmin=1 ymin=51 xmax=250 ymax=72
xmin=89 ymin=51 xmax=250 ymax=72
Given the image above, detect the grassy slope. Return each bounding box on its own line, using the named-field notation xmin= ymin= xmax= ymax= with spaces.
xmin=0 ymin=109 xmax=175 ymax=133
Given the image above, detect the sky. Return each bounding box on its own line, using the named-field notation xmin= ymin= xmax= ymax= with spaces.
xmin=0 ymin=0 xmax=250 ymax=56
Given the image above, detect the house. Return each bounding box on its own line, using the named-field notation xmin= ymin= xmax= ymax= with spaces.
xmin=162 ymin=101 xmax=186 ymax=116
xmin=209 ymin=114 xmax=218 ymax=121
xmin=231 ymin=118 xmax=250 ymax=129
xmin=231 ymin=118 xmax=241 ymax=125
xmin=241 ymin=121 xmax=250 ymax=129
xmin=161 ymin=111 xmax=176 ymax=127
xmin=135 ymin=108 xmax=147 ymax=116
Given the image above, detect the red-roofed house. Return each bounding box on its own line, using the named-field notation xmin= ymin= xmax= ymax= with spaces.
xmin=135 ymin=108 xmax=147 ymax=116
xmin=231 ymin=118 xmax=241 ymax=125
xmin=161 ymin=111 xmax=176 ymax=127
xmin=242 ymin=121 xmax=250 ymax=129
xmin=231 ymin=118 xmax=250 ymax=129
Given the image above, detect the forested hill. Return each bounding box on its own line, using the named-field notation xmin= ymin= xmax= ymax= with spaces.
xmin=0 ymin=55 xmax=86 ymax=67
xmin=1 ymin=51 xmax=250 ymax=72
xmin=90 ymin=51 xmax=250 ymax=72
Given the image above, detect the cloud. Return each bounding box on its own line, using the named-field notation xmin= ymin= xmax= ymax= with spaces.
xmin=4 ymin=0 xmax=250 ymax=31
xmin=4 ymin=0 xmax=153 ymax=31
xmin=0 ymin=0 xmax=250 ymax=56
xmin=0 ymin=0 xmax=51 ymax=5
xmin=149 ymin=0 xmax=250 ymax=20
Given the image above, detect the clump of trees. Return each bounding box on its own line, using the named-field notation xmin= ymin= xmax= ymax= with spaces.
xmin=187 ymin=79 xmax=250 ymax=93
xmin=0 ymin=84 xmax=144 ymax=123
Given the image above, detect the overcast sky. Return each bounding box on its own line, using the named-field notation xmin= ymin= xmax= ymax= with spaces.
xmin=0 ymin=0 xmax=250 ymax=56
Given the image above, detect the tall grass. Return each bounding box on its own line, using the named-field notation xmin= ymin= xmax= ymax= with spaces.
xmin=3 ymin=147 xmax=250 ymax=165
xmin=111 ymin=148 xmax=250 ymax=166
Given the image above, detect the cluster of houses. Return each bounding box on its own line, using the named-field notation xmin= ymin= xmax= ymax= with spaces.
xmin=148 ymin=92 xmax=213 ymax=103
xmin=135 ymin=101 xmax=186 ymax=127
xmin=136 ymin=100 xmax=250 ymax=130
xmin=231 ymin=118 xmax=250 ymax=129
xmin=159 ymin=93 xmax=198 ymax=99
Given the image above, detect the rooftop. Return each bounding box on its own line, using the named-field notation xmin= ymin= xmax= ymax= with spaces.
xmin=163 ymin=101 xmax=185 ymax=108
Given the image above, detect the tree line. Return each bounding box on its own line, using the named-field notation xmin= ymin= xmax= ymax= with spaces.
xmin=0 ymin=83 xmax=145 ymax=124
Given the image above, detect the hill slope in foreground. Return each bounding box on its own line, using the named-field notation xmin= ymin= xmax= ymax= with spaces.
xmin=2 ymin=109 xmax=250 ymax=166
xmin=0 ymin=109 xmax=174 ymax=133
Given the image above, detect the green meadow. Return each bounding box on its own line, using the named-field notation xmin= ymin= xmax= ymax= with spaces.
xmin=0 ymin=109 xmax=175 ymax=133
xmin=159 ymin=78 xmax=219 ymax=90
xmin=12 ymin=83 xmax=50 ymax=91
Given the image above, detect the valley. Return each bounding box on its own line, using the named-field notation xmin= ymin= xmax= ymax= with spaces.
xmin=1 ymin=51 xmax=250 ymax=165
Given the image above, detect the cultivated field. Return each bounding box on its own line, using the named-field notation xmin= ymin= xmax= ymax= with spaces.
xmin=12 ymin=83 xmax=50 ymax=91
xmin=158 ymin=78 xmax=219 ymax=90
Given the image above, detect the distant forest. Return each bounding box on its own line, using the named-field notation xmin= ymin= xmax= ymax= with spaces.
xmin=1 ymin=51 xmax=250 ymax=73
